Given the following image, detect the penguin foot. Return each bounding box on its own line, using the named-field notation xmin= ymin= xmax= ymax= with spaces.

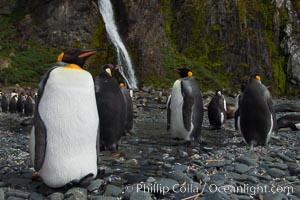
xmin=32 ymin=172 xmax=40 ymax=181
xmin=183 ymin=141 xmax=200 ymax=148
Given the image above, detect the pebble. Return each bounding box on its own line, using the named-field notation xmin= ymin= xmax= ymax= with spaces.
xmin=47 ymin=192 xmax=64 ymax=200
xmin=6 ymin=197 xmax=25 ymax=200
xmin=0 ymin=189 xmax=4 ymax=200
xmin=174 ymin=164 xmax=188 ymax=173
xmin=87 ymin=179 xmax=104 ymax=192
xmin=156 ymin=178 xmax=179 ymax=190
xmin=235 ymin=156 xmax=257 ymax=166
xmin=103 ymin=185 xmax=122 ymax=197
xmin=6 ymin=190 xmax=30 ymax=199
xmin=267 ymin=168 xmax=286 ymax=178
xmin=65 ymin=188 xmax=87 ymax=200
xmin=266 ymin=163 xmax=288 ymax=170
xmin=263 ymin=193 xmax=288 ymax=200
xmin=130 ymin=191 xmax=152 ymax=200
xmin=234 ymin=163 xmax=251 ymax=174
xmin=89 ymin=196 xmax=117 ymax=200
xmin=275 ymin=153 xmax=294 ymax=162
xmin=29 ymin=192 xmax=44 ymax=200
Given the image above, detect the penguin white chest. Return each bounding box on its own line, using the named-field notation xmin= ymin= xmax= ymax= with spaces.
xmin=169 ymin=80 xmax=191 ymax=140
xmin=34 ymin=68 xmax=99 ymax=188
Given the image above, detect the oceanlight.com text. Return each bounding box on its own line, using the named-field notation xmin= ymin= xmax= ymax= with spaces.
xmin=132 ymin=183 xmax=294 ymax=196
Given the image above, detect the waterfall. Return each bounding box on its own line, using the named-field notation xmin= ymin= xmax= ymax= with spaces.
xmin=98 ymin=0 xmax=138 ymax=89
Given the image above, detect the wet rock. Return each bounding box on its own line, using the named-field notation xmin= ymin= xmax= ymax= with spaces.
xmin=156 ymin=178 xmax=179 ymax=191
xmin=193 ymin=171 xmax=210 ymax=183
xmin=47 ymin=192 xmax=64 ymax=200
xmin=87 ymin=179 xmax=104 ymax=192
xmin=275 ymin=153 xmax=294 ymax=162
xmin=103 ymin=185 xmax=122 ymax=197
xmin=130 ymin=191 xmax=152 ymax=200
xmin=234 ymin=164 xmax=251 ymax=174
xmin=235 ymin=156 xmax=257 ymax=166
xmin=266 ymin=163 xmax=288 ymax=170
xmin=167 ymin=171 xmax=193 ymax=184
xmin=29 ymin=192 xmax=44 ymax=200
xmin=126 ymin=159 xmax=138 ymax=165
xmin=228 ymin=172 xmax=259 ymax=183
xmin=89 ymin=196 xmax=117 ymax=200
xmin=205 ymin=161 xmax=225 ymax=168
xmin=146 ymin=177 xmax=156 ymax=183
xmin=267 ymin=168 xmax=286 ymax=178
xmin=65 ymin=188 xmax=87 ymax=200
xmin=179 ymin=151 xmax=188 ymax=158
xmin=263 ymin=193 xmax=288 ymax=200
xmin=6 ymin=197 xmax=25 ymax=200
xmin=6 ymin=190 xmax=30 ymax=199
xmin=0 ymin=188 xmax=4 ymax=200
xmin=174 ymin=164 xmax=188 ymax=173
xmin=124 ymin=174 xmax=147 ymax=185
xmin=210 ymin=174 xmax=225 ymax=186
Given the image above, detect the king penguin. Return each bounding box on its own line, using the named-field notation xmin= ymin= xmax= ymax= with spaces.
xmin=1 ymin=94 xmax=8 ymax=113
xmin=17 ymin=93 xmax=25 ymax=114
xmin=238 ymin=74 xmax=276 ymax=146
xmin=9 ymin=95 xmax=18 ymax=113
xmin=167 ymin=67 xmax=204 ymax=141
xmin=24 ymin=94 xmax=35 ymax=117
xmin=29 ymin=48 xmax=105 ymax=188
xmin=208 ymin=90 xmax=227 ymax=130
xmin=95 ymin=64 xmax=126 ymax=151
xmin=119 ymin=81 xmax=134 ymax=134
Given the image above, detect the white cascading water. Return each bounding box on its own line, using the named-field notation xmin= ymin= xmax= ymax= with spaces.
xmin=98 ymin=0 xmax=138 ymax=89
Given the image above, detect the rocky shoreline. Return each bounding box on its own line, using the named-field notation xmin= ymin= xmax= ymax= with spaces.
xmin=0 ymin=88 xmax=300 ymax=200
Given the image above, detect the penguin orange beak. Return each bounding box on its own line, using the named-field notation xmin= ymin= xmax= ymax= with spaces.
xmin=115 ymin=65 xmax=120 ymax=70
xmin=78 ymin=48 xmax=107 ymax=58
xmin=78 ymin=50 xmax=97 ymax=58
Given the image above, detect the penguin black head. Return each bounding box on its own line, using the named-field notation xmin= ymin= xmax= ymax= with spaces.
xmin=176 ymin=67 xmax=193 ymax=78
xmin=101 ymin=64 xmax=118 ymax=77
xmin=240 ymin=84 xmax=246 ymax=92
xmin=57 ymin=48 xmax=106 ymax=67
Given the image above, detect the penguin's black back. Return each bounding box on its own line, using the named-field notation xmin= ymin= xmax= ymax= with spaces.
xmin=240 ymin=80 xmax=275 ymax=145
xmin=25 ymin=96 xmax=35 ymax=116
xmin=1 ymin=95 xmax=8 ymax=112
xmin=95 ymin=73 xmax=125 ymax=150
xmin=9 ymin=96 xmax=17 ymax=113
xmin=120 ymin=87 xmax=133 ymax=133
xmin=17 ymin=95 xmax=25 ymax=113
xmin=208 ymin=94 xmax=226 ymax=129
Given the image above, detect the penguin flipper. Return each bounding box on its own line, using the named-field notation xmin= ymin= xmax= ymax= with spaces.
xmin=167 ymin=95 xmax=171 ymax=131
xmin=266 ymin=94 xmax=277 ymax=131
xmin=181 ymin=81 xmax=194 ymax=131
xmin=33 ymin=67 xmax=58 ymax=171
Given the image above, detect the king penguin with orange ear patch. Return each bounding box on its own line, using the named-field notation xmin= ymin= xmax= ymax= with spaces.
xmin=29 ymin=48 xmax=105 ymax=188
xmin=238 ymin=74 xmax=277 ymax=146
xmin=167 ymin=67 xmax=204 ymax=141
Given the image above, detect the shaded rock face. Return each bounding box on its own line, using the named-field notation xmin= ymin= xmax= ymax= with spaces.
xmin=8 ymin=0 xmax=300 ymax=91
xmin=171 ymin=0 xmax=275 ymax=86
xmin=278 ymin=0 xmax=300 ymax=86
xmin=113 ymin=0 xmax=170 ymax=83
xmin=28 ymin=0 xmax=100 ymax=47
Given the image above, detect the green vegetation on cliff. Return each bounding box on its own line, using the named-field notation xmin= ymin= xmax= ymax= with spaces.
xmin=160 ymin=0 xmax=289 ymax=95
xmin=0 ymin=6 xmax=57 ymax=87
xmin=160 ymin=0 xmax=229 ymax=92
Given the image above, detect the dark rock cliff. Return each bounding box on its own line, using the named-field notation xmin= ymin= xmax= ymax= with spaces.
xmin=0 ymin=0 xmax=300 ymax=95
